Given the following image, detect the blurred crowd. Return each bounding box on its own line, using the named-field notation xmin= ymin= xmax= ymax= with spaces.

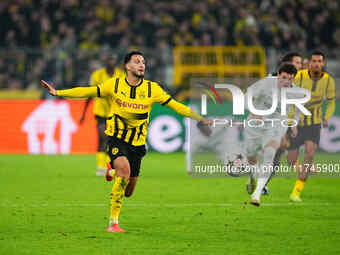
xmin=0 ymin=0 xmax=340 ymax=90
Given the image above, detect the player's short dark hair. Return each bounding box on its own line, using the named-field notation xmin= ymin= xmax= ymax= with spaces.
xmin=281 ymin=52 xmax=302 ymax=63
xmin=309 ymin=50 xmax=325 ymax=60
xmin=124 ymin=51 xmax=144 ymax=64
xmin=278 ymin=63 xmax=297 ymax=76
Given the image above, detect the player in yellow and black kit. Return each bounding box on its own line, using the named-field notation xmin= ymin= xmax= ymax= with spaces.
xmin=79 ymin=55 xmax=125 ymax=176
xmin=287 ymin=51 xmax=335 ymax=202
xmin=40 ymin=51 xmax=211 ymax=233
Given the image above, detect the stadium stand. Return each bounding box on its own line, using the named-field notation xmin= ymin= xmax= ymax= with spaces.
xmin=0 ymin=0 xmax=339 ymax=90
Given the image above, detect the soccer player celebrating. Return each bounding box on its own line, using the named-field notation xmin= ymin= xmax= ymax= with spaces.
xmin=287 ymin=50 xmax=335 ymax=202
xmin=79 ymin=54 xmax=125 ymax=176
xmin=244 ymin=64 xmax=299 ymax=206
xmin=40 ymin=51 xmax=211 ymax=233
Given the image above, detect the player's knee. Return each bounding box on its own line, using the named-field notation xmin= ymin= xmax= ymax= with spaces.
xmin=120 ymin=165 xmax=130 ymax=178
xmin=304 ymin=147 xmax=316 ymax=160
xmin=304 ymin=150 xmax=314 ymax=160
xmin=114 ymin=159 xmax=131 ymax=178
xmin=287 ymin=156 xmax=297 ymax=166
xmin=287 ymin=150 xmax=298 ymax=165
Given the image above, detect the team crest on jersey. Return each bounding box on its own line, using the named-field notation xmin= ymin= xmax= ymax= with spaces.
xmin=112 ymin=147 xmax=119 ymax=155
xmin=139 ymin=91 xmax=146 ymax=99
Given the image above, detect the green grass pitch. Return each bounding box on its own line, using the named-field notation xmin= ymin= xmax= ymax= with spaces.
xmin=0 ymin=152 xmax=340 ymax=255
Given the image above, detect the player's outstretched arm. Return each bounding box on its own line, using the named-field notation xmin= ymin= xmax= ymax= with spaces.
xmin=165 ymin=99 xmax=211 ymax=125
xmin=40 ymin=80 xmax=98 ymax=98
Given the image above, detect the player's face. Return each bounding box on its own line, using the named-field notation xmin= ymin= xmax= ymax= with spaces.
xmin=126 ymin=54 xmax=146 ymax=79
xmin=309 ymin=55 xmax=324 ymax=74
xmin=277 ymin=72 xmax=294 ymax=88
xmin=292 ymin=56 xmax=302 ymax=71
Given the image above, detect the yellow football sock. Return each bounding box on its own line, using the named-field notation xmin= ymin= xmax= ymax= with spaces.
xmin=291 ymin=179 xmax=305 ymax=196
xmin=109 ymin=177 xmax=129 ymax=225
xmin=96 ymin=152 xmax=107 ymax=169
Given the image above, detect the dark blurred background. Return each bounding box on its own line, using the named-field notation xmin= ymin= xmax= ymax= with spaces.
xmin=0 ymin=0 xmax=339 ymax=94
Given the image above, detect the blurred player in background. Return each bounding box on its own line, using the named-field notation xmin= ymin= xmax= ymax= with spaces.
xmin=79 ymin=55 xmax=125 ymax=176
xmin=41 ymin=51 xmax=211 ymax=233
xmin=270 ymin=52 xmax=302 ymax=77
xmin=262 ymin=52 xmax=303 ymax=195
xmin=288 ymin=50 xmax=336 ymax=202
xmin=245 ymin=64 xmax=298 ymax=206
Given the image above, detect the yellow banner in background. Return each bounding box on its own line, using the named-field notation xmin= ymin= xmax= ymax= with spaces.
xmin=173 ymin=46 xmax=266 ymax=86
xmin=0 ymin=89 xmax=41 ymax=99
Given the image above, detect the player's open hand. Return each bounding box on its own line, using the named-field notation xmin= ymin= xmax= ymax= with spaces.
xmin=40 ymin=80 xmax=57 ymax=96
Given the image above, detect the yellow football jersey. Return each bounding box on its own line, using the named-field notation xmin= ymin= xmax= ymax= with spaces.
xmin=292 ymin=69 xmax=335 ymax=126
xmin=98 ymin=77 xmax=172 ymax=146
xmin=57 ymin=76 xmax=202 ymax=146
xmin=90 ymin=67 xmax=125 ymax=117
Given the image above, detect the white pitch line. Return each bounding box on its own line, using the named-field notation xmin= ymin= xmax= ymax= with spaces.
xmin=0 ymin=202 xmax=338 ymax=208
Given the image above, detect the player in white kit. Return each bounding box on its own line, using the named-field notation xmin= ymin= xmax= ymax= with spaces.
xmin=244 ymin=63 xmax=301 ymax=206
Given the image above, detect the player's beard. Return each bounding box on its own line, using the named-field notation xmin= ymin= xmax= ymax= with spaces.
xmin=312 ymin=70 xmax=321 ymax=77
xmin=311 ymin=65 xmax=323 ymax=77
xmin=132 ymin=71 xmax=144 ymax=79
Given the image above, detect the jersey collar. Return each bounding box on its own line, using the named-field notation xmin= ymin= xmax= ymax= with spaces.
xmin=308 ymin=70 xmax=324 ymax=80
xmin=125 ymin=77 xmax=143 ymax=87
